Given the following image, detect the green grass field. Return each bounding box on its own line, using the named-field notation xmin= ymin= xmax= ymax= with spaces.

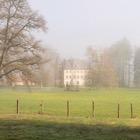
xmin=0 ymin=87 xmax=140 ymax=139
xmin=0 ymin=88 xmax=140 ymax=118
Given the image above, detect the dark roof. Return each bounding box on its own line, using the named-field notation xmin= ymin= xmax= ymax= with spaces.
xmin=63 ymin=58 xmax=89 ymax=70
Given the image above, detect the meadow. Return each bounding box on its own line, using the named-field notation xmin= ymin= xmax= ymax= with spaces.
xmin=0 ymin=87 xmax=140 ymax=139
xmin=0 ymin=87 xmax=140 ymax=118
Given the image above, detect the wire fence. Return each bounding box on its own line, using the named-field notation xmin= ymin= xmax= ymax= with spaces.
xmin=0 ymin=99 xmax=139 ymax=119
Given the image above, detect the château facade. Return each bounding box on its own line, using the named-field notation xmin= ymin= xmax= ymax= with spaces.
xmin=62 ymin=58 xmax=90 ymax=86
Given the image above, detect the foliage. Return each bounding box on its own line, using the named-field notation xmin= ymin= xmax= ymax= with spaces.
xmin=110 ymin=38 xmax=132 ymax=87
xmin=34 ymin=47 xmax=62 ymax=87
xmin=87 ymin=47 xmax=118 ymax=88
xmin=134 ymin=48 xmax=140 ymax=87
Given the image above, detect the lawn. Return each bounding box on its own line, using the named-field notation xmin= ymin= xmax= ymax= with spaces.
xmin=0 ymin=88 xmax=140 ymax=118
xmin=0 ymin=87 xmax=140 ymax=139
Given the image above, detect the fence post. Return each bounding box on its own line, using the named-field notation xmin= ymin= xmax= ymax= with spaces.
xmin=130 ymin=103 xmax=133 ymax=118
xmin=17 ymin=100 xmax=19 ymax=114
xmin=92 ymin=101 xmax=95 ymax=118
xmin=41 ymin=100 xmax=44 ymax=114
xmin=117 ymin=103 xmax=120 ymax=118
xmin=67 ymin=101 xmax=70 ymax=116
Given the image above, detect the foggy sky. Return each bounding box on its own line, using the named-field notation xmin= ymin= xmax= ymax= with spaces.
xmin=28 ymin=0 xmax=140 ymax=58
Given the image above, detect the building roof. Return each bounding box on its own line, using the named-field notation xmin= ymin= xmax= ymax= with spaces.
xmin=63 ymin=58 xmax=89 ymax=70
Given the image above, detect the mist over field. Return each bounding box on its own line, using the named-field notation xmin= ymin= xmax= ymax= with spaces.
xmin=28 ymin=0 xmax=140 ymax=58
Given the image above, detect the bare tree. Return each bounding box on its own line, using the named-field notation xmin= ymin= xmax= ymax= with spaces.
xmin=34 ymin=47 xmax=62 ymax=87
xmin=110 ymin=38 xmax=132 ymax=87
xmin=0 ymin=0 xmax=47 ymax=85
xmin=87 ymin=47 xmax=118 ymax=88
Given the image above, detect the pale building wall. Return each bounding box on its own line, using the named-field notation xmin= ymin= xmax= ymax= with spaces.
xmin=15 ymin=82 xmax=24 ymax=86
xmin=64 ymin=70 xmax=90 ymax=86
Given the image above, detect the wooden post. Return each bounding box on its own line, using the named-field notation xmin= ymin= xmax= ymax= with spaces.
xmin=17 ymin=100 xmax=19 ymax=114
xmin=67 ymin=101 xmax=70 ymax=116
xmin=130 ymin=103 xmax=133 ymax=118
xmin=117 ymin=103 xmax=120 ymax=118
xmin=41 ymin=100 xmax=44 ymax=114
xmin=92 ymin=101 xmax=95 ymax=118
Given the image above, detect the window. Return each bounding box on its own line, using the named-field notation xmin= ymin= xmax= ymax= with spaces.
xmin=77 ymin=75 xmax=79 ymax=79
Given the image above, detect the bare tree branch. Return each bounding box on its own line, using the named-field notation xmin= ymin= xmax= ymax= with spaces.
xmin=0 ymin=0 xmax=48 ymax=84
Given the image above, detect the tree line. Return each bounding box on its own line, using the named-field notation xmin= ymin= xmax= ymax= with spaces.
xmin=87 ymin=38 xmax=140 ymax=88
